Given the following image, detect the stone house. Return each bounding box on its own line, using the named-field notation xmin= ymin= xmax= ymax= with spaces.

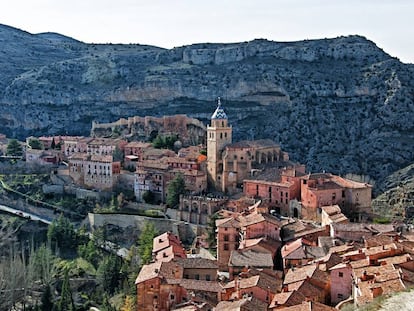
xmin=216 ymin=216 xmax=241 ymax=271
xmin=243 ymin=166 xmax=305 ymax=216
xmin=135 ymin=260 xmax=187 ymax=311
xmin=228 ymin=250 xmax=274 ymax=277
xmin=68 ymin=153 xmax=121 ymax=191
xmin=320 ymin=205 xmax=349 ymax=227
xmin=300 ymin=173 xmax=372 ymax=221
xmin=134 ymin=148 xmax=207 ymax=203
xmin=222 ymin=269 xmax=281 ymax=304
xmin=124 ymin=141 xmax=151 ymax=169
xmin=329 ymin=263 xmax=353 ymax=305
xmin=152 ymin=232 xmax=186 ymax=262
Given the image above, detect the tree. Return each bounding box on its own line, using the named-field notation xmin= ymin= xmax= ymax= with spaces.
xmin=97 ymin=255 xmax=122 ymax=295
xmin=138 ymin=222 xmax=158 ymax=266
xmin=6 ymin=139 xmax=23 ymax=156
xmin=57 ymin=270 xmax=75 ymax=311
xmin=120 ymin=295 xmax=135 ymax=311
xmin=78 ymin=240 xmax=100 ymax=268
xmin=113 ymin=146 xmax=124 ymax=162
xmin=152 ymin=134 xmax=178 ymax=150
xmin=166 ymin=173 xmax=185 ymax=208
xmin=47 ymin=215 xmax=78 ymax=254
xmin=28 ymin=138 xmax=43 ymax=150
xmin=142 ymin=190 xmax=155 ymax=204
xmin=40 ymin=284 xmax=54 ymax=311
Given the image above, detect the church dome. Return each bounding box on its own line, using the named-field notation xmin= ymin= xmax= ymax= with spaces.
xmin=211 ymin=97 xmax=228 ymax=120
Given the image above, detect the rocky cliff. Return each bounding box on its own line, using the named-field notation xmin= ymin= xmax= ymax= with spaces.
xmin=0 ymin=24 xmax=413 ymax=187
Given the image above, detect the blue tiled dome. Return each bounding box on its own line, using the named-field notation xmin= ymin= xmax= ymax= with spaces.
xmin=211 ymin=97 xmax=228 ymax=120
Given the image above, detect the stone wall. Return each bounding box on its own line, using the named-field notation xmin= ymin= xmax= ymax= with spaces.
xmin=88 ymin=213 xmax=196 ymax=244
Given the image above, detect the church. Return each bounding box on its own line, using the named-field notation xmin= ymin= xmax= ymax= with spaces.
xmin=207 ymin=98 xmax=290 ymax=194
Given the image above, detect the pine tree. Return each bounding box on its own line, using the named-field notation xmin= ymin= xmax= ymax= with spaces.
xmin=137 ymin=222 xmax=158 ymax=265
xmin=6 ymin=139 xmax=23 ymax=156
xmin=40 ymin=284 xmax=54 ymax=311
xmin=57 ymin=270 xmax=75 ymax=311
xmin=166 ymin=173 xmax=185 ymax=208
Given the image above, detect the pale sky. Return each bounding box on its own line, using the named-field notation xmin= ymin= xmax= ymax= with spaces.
xmin=0 ymin=0 xmax=413 ymax=63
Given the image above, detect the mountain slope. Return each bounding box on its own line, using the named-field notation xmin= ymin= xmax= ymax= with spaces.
xmin=0 ymin=24 xmax=413 ymax=186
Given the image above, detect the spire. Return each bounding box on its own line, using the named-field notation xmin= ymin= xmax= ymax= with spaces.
xmin=211 ymin=97 xmax=228 ymax=120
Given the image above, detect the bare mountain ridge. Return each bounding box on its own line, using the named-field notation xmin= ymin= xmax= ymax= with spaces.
xmin=0 ymin=24 xmax=413 ymax=187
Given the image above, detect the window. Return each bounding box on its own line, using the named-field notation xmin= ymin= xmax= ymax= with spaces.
xmin=339 ymin=272 xmax=344 ymax=277
xmin=224 ymin=244 xmax=229 ymax=251
xmin=342 ymin=190 xmax=345 ymax=198
xmin=332 ymin=193 xmax=336 ymax=200
xmin=170 ymin=294 xmax=175 ymax=300
xmin=206 ymin=275 xmax=211 ymax=281
xmin=220 ymin=133 xmax=223 ymax=139
xmin=195 ymin=274 xmax=200 ymax=280
xmin=224 ymin=234 xmax=229 ymax=241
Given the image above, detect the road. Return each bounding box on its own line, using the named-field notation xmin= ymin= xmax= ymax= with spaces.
xmin=0 ymin=204 xmax=52 ymax=225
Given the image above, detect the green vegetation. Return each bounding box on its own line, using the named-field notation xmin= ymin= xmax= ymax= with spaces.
xmin=137 ymin=221 xmax=158 ymax=266
xmin=142 ymin=190 xmax=155 ymax=204
xmin=166 ymin=173 xmax=185 ymax=208
xmin=373 ymin=216 xmax=391 ymax=224
xmin=152 ymin=134 xmax=178 ymax=150
xmin=47 ymin=215 xmax=79 ymax=255
xmin=28 ymin=137 xmax=43 ymax=149
xmin=6 ymin=139 xmax=23 ymax=156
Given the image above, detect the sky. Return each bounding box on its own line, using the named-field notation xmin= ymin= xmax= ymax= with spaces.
xmin=0 ymin=0 xmax=413 ymax=63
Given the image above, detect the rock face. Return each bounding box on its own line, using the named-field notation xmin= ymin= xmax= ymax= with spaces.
xmin=372 ymin=163 xmax=414 ymax=219
xmin=0 ymin=24 xmax=413 ymax=186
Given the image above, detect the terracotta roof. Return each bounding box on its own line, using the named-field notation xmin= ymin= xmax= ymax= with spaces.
xmin=239 ymin=237 xmax=281 ymax=256
xmin=216 ymin=217 xmax=240 ymax=228
xmin=239 ymin=212 xmax=283 ymax=227
xmin=378 ymin=254 xmax=412 ymax=265
xmin=153 ymin=232 xmax=184 ymax=253
xmin=349 ymin=258 xmax=370 ymax=270
xmin=179 ymin=279 xmax=222 ymax=292
xmin=281 ymin=238 xmax=303 ymax=258
xmin=269 ymin=290 xmax=306 ymax=308
xmin=321 ymin=205 xmax=342 ymax=216
xmin=224 ymin=273 xmax=279 ymax=293
xmin=125 ymin=141 xmax=151 ymax=148
xmin=215 ymin=297 xmax=268 ymax=311
xmin=286 ymin=279 xmax=323 ymax=297
xmin=280 ymin=300 xmax=337 ymax=311
xmin=135 ymin=260 xmax=183 ymax=284
xmin=229 ymin=250 xmax=273 ymax=268
xmin=175 ymin=258 xmax=218 ymax=269
xmin=284 ymin=264 xmax=317 ymax=285
xmin=90 ymin=154 xmax=114 ymax=163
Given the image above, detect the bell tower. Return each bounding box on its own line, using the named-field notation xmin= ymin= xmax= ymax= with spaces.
xmin=207 ymin=97 xmax=232 ymax=191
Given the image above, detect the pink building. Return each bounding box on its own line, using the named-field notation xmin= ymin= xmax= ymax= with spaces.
xmin=300 ymin=173 xmax=372 ymax=221
xmin=329 ymin=263 xmax=353 ymax=304
xmin=152 ymin=232 xmax=186 ymax=262
xmin=216 ymin=216 xmax=241 ymax=271
xmin=243 ymin=166 xmax=305 ymax=216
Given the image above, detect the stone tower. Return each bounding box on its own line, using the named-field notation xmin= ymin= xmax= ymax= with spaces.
xmin=207 ymin=97 xmax=232 ymax=191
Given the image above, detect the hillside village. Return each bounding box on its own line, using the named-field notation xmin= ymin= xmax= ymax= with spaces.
xmin=2 ymin=98 xmax=414 ymax=310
